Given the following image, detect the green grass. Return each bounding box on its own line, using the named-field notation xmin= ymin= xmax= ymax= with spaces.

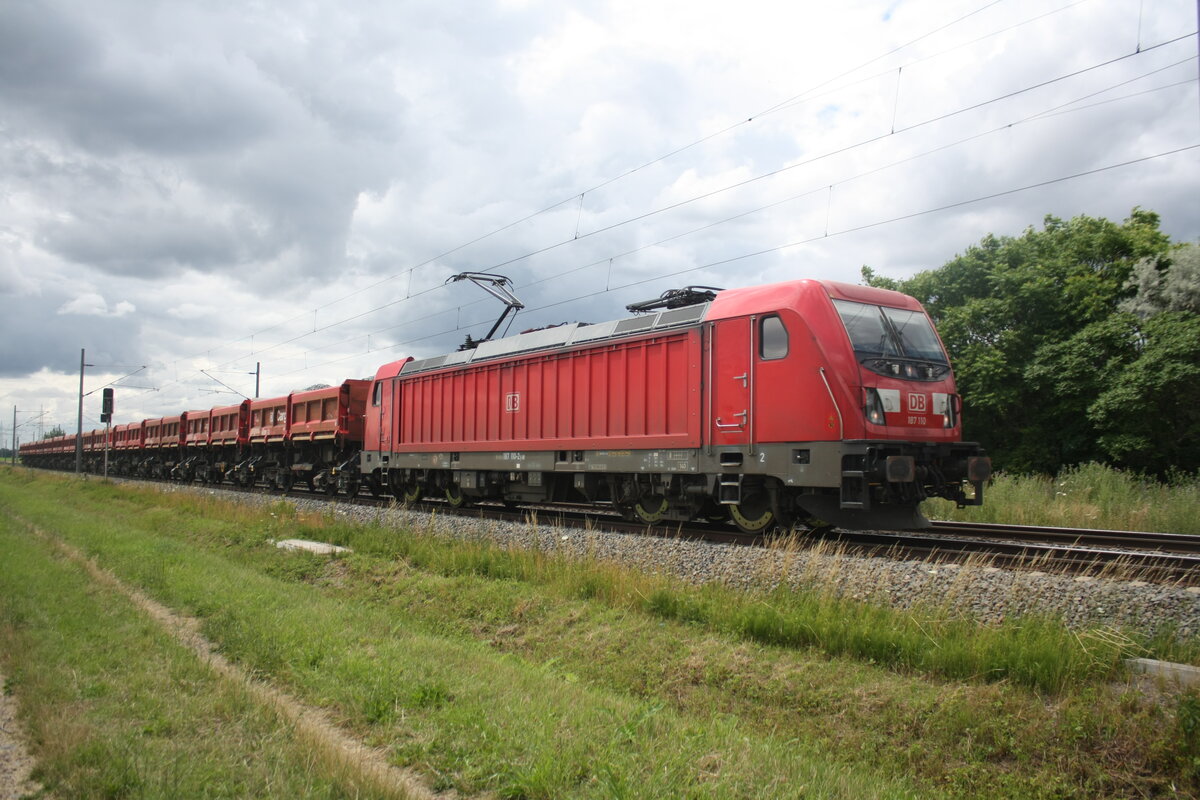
xmin=2 ymin=467 xmax=1199 ymax=798
xmin=925 ymin=461 xmax=1200 ymax=533
xmin=350 ymin=530 xmax=1133 ymax=690
xmin=0 ymin=488 xmax=409 ymax=798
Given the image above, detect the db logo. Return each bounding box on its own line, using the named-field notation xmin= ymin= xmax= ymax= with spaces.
xmin=907 ymin=393 xmax=927 ymax=413
xmin=505 ymin=392 xmax=520 ymax=413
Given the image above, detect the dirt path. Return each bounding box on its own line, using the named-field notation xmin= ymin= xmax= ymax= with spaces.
xmin=18 ymin=515 xmax=448 ymax=800
xmin=0 ymin=671 xmax=41 ymax=800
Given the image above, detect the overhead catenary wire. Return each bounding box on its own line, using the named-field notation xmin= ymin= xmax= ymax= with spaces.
xmin=153 ymin=69 xmax=1200 ymax=398
xmin=126 ymin=22 xmax=1199 ymax=408
xmin=287 ymin=64 xmax=1198 ymax=371
xmin=221 ymin=38 xmax=1200 ymax=378
xmin=157 ymin=0 xmax=1063 ymax=371
xmin=271 ymin=142 xmax=1199 ymax=380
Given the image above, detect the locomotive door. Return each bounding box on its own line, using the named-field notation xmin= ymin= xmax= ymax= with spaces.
xmin=375 ymin=377 xmax=395 ymax=455
xmin=709 ymin=318 xmax=752 ymax=447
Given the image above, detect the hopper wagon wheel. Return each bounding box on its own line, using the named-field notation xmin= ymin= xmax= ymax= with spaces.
xmin=280 ymin=472 xmax=294 ymax=493
xmin=632 ymin=493 xmax=669 ymax=524
xmin=324 ymin=477 xmax=338 ymax=497
xmin=445 ymin=484 xmax=470 ymax=509
xmin=344 ymin=479 xmax=360 ymax=497
xmin=729 ymin=490 xmax=776 ymax=534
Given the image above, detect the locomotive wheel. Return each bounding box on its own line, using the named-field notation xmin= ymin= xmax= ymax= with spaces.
xmin=445 ymin=484 xmax=469 ymax=508
xmin=729 ymin=492 xmax=775 ymax=533
xmin=402 ymin=482 xmax=423 ymax=504
xmin=632 ymin=493 xmax=669 ymax=524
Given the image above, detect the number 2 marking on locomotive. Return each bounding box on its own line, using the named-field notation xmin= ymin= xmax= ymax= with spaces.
xmin=759 ymin=452 xmax=767 ymax=463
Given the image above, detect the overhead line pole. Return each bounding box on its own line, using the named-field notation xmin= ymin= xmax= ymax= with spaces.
xmin=76 ymin=348 xmax=84 ymax=474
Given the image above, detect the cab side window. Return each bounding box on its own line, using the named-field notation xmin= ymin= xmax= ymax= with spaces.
xmin=760 ymin=315 xmax=788 ymax=360
xmin=372 ymin=382 xmax=382 ymax=406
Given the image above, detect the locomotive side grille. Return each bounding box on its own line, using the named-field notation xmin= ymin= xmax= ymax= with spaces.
xmin=613 ymin=316 xmax=655 ymax=334
xmin=654 ymin=305 xmax=707 ymax=327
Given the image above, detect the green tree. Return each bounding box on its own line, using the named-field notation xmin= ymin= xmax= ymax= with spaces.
xmin=43 ymin=426 xmax=65 ymax=439
xmin=1023 ymin=314 xmax=1140 ymax=470
xmin=865 ymin=209 xmax=1173 ymax=473
xmin=1089 ymin=311 xmax=1200 ymax=473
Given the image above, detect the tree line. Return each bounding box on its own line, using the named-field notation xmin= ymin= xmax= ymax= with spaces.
xmin=863 ymin=209 xmax=1199 ymax=477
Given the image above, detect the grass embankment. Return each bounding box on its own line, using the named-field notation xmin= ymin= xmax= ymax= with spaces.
xmin=925 ymin=461 xmax=1200 ymax=533
xmin=1 ymin=467 xmax=1198 ymax=798
xmin=0 ymin=487 xmax=409 ymax=798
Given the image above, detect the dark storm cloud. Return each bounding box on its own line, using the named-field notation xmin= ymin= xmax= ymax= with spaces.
xmin=0 ymin=290 xmax=143 ymax=378
xmin=36 ymin=206 xmax=265 ymax=278
xmin=0 ymin=2 xmax=280 ymax=157
xmin=0 ymin=0 xmax=427 ymax=284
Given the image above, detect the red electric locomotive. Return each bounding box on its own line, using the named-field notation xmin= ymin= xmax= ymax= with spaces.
xmin=359 ymin=279 xmax=990 ymax=531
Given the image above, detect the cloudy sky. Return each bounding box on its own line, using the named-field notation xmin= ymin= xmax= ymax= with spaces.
xmin=1 ymin=0 xmax=1196 ymax=440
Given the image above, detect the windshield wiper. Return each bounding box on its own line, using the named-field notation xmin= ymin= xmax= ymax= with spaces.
xmin=878 ymin=307 xmax=907 ymax=357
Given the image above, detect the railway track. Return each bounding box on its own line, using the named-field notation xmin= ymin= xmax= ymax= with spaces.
xmin=67 ymin=471 xmax=1200 ymax=585
xmin=252 ymin=481 xmax=1200 ymax=585
xmin=928 ymin=520 xmax=1200 ymax=553
xmin=822 ymin=527 xmax=1200 ymax=586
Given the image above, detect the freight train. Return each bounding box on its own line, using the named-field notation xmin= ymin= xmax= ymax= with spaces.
xmin=20 ymin=278 xmax=991 ymax=531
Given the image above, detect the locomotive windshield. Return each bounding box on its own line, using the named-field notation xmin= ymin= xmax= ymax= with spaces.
xmin=833 ymin=299 xmax=949 ymax=376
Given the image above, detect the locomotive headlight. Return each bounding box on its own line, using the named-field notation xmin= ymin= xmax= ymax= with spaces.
xmin=864 ymin=388 xmax=886 ymax=425
xmin=933 ymin=393 xmax=958 ymax=428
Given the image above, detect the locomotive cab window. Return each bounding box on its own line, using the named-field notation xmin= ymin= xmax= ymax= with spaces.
xmin=759 ymin=315 xmax=788 ymax=360
xmin=372 ymin=382 xmax=382 ymax=406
